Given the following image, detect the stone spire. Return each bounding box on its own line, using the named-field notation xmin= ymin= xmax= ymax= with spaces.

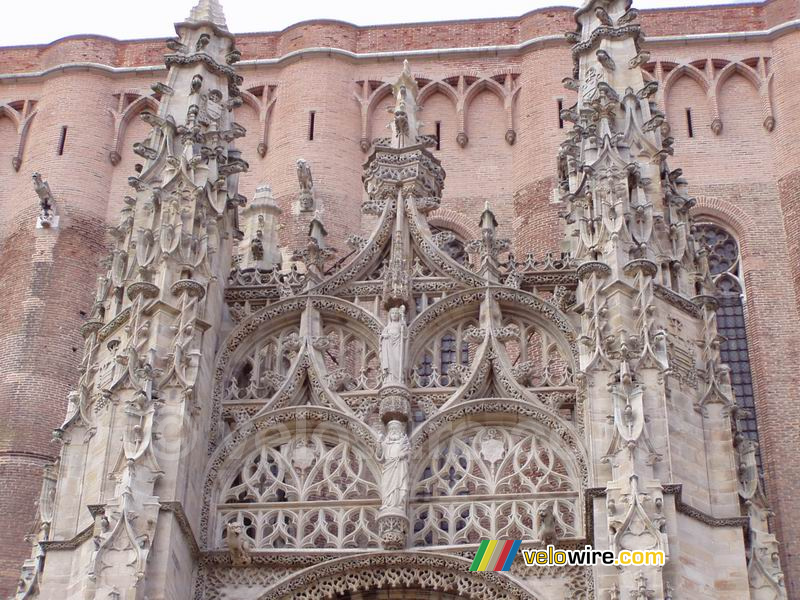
xmin=186 ymin=0 xmax=228 ymax=30
xmin=560 ymin=0 xmax=787 ymax=599
xmin=13 ymin=2 xmax=247 ymax=597
xmin=388 ymin=60 xmax=423 ymax=149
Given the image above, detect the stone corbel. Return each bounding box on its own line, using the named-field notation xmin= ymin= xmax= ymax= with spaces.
xmin=503 ymin=73 xmax=521 ymax=145
xmin=761 ymin=69 xmax=775 ymax=132
xmin=354 ymin=79 xmax=392 ymax=153
xmin=0 ymin=100 xmax=37 ymax=172
xmin=708 ymin=80 xmax=723 ymax=134
xmin=241 ymin=84 xmax=277 ymax=157
xmin=1 ymin=100 xmax=37 ymax=172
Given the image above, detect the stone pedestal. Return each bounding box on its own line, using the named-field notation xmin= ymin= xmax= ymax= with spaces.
xmin=377 ymin=509 xmax=410 ymax=551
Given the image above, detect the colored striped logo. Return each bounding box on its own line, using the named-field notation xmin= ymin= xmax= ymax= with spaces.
xmin=469 ymin=540 xmax=522 ymax=572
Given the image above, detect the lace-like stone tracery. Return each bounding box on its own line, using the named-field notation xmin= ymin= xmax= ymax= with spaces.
xmin=411 ymin=426 xmax=580 ymax=546
xmin=218 ymin=432 xmax=381 ymax=549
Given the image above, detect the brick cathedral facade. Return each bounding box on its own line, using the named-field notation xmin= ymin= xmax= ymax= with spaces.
xmin=0 ymin=0 xmax=798 ymax=598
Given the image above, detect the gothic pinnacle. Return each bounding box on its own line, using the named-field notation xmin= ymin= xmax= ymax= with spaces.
xmin=186 ymin=0 xmax=228 ymax=30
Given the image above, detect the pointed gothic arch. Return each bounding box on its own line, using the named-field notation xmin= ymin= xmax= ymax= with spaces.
xmin=693 ymin=221 xmax=763 ymax=475
xmin=418 ymin=80 xmax=460 ymax=108
xmin=713 ymin=61 xmax=762 ymax=99
xmin=108 ymin=94 xmax=160 ymax=165
xmin=202 ymin=405 xmax=382 ymax=547
xmin=0 ymin=100 xmax=37 ymax=171
xmin=209 ymin=295 xmax=385 ymax=447
xmin=662 ymin=63 xmax=711 ymax=99
xmin=408 ymin=401 xmax=586 ymax=547
xmin=254 ymin=552 xmax=539 ymax=600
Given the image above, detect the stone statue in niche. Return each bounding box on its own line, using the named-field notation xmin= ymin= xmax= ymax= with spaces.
xmin=377 ymin=420 xmax=410 ymax=514
xmin=536 ymin=503 xmax=558 ymax=545
xmin=380 ymin=305 xmax=407 ymax=386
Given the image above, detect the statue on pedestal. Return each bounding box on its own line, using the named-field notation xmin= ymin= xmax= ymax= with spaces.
xmin=377 ymin=420 xmax=410 ymax=514
xmin=380 ymin=306 xmax=407 ymax=386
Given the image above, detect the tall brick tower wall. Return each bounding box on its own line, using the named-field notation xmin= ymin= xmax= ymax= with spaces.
xmin=1 ymin=0 xmax=800 ymax=595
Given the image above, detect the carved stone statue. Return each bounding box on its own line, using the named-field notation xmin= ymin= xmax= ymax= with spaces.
xmin=32 ymin=172 xmax=58 ymax=228
xmin=225 ymin=522 xmax=253 ymax=567
xmin=380 ymin=306 xmax=407 ymax=386
xmin=536 ymin=503 xmax=558 ymax=545
xmin=296 ymin=158 xmax=314 ymax=212
xmin=377 ymin=420 xmax=410 ymax=514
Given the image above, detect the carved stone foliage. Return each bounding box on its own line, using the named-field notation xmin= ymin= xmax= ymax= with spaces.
xmin=217 ymin=430 xmax=381 ymax=550
xmin=411 ymin=424 xmax=581 ymax=546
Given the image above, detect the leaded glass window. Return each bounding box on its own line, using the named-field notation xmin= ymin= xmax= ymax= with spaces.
xmin=696 ymin=223 xmax=761 ymax=473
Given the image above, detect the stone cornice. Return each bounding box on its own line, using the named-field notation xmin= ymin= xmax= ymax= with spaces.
xmin=586 ymin=484 xmax=750 ymax=533
xmin=2 ymin=18 xmax=798 ymax=83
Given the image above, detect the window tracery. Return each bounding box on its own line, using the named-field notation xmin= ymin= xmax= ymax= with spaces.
xmin=430 ymin=225 xmax=467 ymax=265
xmin=412 ymin=320 xmax=478 ymax=387
xmin=696 ymin=223 xmax=761 ymax=472
xmin=500 ymin=317 xmax=573 ymax=388
xmin=410 ymin=425 xmax=580 ymax=547
xmin=218 ymin=430 xmax=382 ymax=549
xmin=225 ymin=325 xmax=299 ymax=401
xmin=320 ymin=323 xmax=381 ymax=392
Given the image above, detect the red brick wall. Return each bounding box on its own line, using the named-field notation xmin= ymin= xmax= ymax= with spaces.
xmin=0 ymin=71 xmax=113 ymax=594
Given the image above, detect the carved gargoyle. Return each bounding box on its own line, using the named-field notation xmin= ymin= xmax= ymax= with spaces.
xmin=536 ymin=503 xmax=558 ymax=545
xmin=225 ymin=522 xmax=253 ymax=567
xmin=32 ymin=172 xmax=58 ymax=228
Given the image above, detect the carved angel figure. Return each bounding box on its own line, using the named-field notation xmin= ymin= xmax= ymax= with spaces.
xmin=377 ymin=420 xmax=410 ymax=513
xmin=380 ymin=306 xmax=407 ymax=385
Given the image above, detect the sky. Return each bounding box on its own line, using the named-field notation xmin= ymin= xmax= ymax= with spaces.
xmin=3 ymin=0 xmax=756 ymax=47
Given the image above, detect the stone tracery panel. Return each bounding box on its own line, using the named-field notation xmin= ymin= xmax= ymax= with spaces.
xmin=411 ymin=318 xmax=479 ymax=387
xmin=410 ymin=424 xmax=581 ymax=547
xmin=225 ymin=324 xmax=299 ymax=401
xmin=320 ymin=322 xmax=381 ymax=392
xmin=498 ymin=314 xmax=574 ymax=389
xmin=217 ymin=427 xmax=382 ymax=550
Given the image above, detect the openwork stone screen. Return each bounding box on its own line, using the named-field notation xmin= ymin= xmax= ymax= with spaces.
xmin=219 ymin=429 xmax=382 ymax=549
xmin=411 ymin=425 xmax=580 ymax=547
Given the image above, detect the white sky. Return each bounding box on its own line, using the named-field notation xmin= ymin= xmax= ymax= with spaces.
xmin=3 ymin=0 xmax=755 ymax=47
